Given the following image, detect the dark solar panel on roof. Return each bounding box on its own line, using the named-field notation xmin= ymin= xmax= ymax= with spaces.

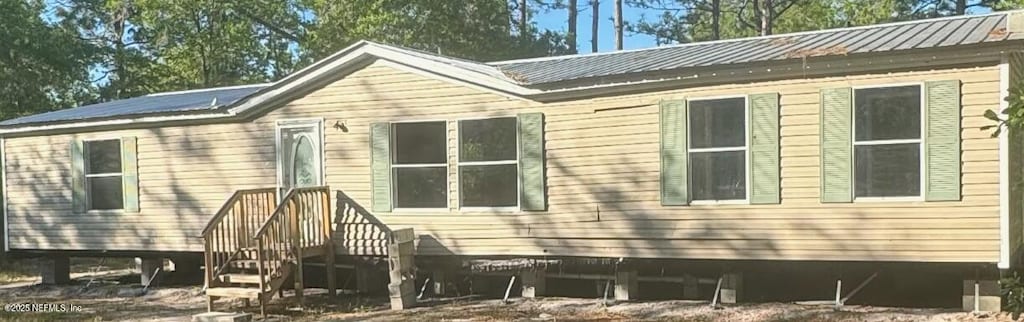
xmin=0 ymin=84 xmax=269 ymax=127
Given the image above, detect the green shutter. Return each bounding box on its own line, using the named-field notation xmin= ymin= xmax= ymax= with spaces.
xmin=121 ymin=137 xmax=140 ymax=213
xmin=70 ymin=139 xmax=86 ymax=213
xmin=749 ymin=93 xmax=781 ymax=204
xmin=370 ymin=122 xmax=393 ymax=212
xmin=820 ymin=87 xmax=853 ymax=203
xmin=925 ymin=80 xmax=962 ymax=201
xmin=518 ymin=113 xmax=546 ymax=211
xmin=660 ymin=99 xmax=689 ymax=206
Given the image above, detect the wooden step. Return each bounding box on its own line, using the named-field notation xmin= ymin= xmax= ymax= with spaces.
xmin=234 ymin=246 xmax=299 ymax=258
xmin=206 ymin=286 xmax=265 ymax=298
xmin=227 ymin=259 xmax=296 ymax=270
xmin=217 ymin=273 xmax=267 ymax=284
xmin=238 ymin=243 xmax=292 ymax=252
xmin=227 ymin=260 xmax=261 ymax=270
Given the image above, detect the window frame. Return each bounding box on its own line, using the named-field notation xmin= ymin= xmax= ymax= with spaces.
xmin=686 ymin=95 xmax=751 ymax=205
xmin=82 ymin=137 xmax=125 ymax=212
xmin=390 ymin=119 xmax=451 ymax=212
xmin=455 ymin=116 xmax=521 ymax=212
xmin=851 ymin=82 xmax=926 ymax=202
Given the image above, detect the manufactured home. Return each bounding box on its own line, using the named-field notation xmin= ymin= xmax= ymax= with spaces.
xmin=2 ymin=11 xmax=1024 ymax=313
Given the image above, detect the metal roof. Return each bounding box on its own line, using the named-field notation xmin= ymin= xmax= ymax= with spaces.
xmin=0 ymin=84 xmax=269 ymax=126
xmin=383 ymin=45 xmax=519 ymax=84
xmin=3 ymin=11 xmax=1023 ymax=129
xmin=489 ymin=12 xmax=1024 ymax=85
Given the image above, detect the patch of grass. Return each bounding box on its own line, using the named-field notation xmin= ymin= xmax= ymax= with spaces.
xmin=70 ymin=258 xmax=134 ymax=273
xmin=0 ymin=257 xmax=136 ymax=285
xmin=0 ymin=259 xmax=40 ymax=283
xmin=763 ymin=310 xmax=867 ymax=322
xmin=345 ymin=297 xmax=384 ymax=314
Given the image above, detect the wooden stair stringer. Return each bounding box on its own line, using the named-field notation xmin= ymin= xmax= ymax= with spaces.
xmin=261 ymin=261 xmax=296 ymax=301
xmin=207 ymin=260 xmax=296 ymax=302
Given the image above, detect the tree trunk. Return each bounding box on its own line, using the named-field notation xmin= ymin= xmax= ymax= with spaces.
xmin=591 ymin=0 xmax=599 ymax=53
xmin=194 ymin=10 xmax=211 ymax=87
xmin=614 ymin=0 xmax=623 ymax=50
xmin=112 ymin=5 xmax=127 ymax=98
xmin=761 ymin=0 xmax=773 ymax=36
xmin=956 ymin=0 xmax=967 ymax=15
xmin=711 ymin=0 xmax=721 ymax=40
xmin=519 ymin=0 xmax=529 ymax=37
xmin=569 ymin=0 xmax=578 ymax=53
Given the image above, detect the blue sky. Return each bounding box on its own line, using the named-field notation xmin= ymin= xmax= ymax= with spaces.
xmin=533 ymin=2 xmax=664 ymax=52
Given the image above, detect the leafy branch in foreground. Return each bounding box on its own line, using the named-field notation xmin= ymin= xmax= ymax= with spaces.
xmin=983 ymin=69 xmax=1024 ymax=137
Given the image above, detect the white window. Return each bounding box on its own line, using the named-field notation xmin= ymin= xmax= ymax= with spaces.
xmin=853 ymin=84 xmax=923 ymax=199
xmin=392 ymin=121 xmax=448 ymax=209
xmin=458 ymin=117 xmax=518 ymax=209
xmin=688 ymin=97 xmax=748 ymax=203
xmin=84 ymin=139 xmax=124 ymax=210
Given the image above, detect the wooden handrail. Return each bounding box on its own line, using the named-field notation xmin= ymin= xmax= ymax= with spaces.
xmin=254 ymin=189 xmax=299 ymax=237
xmin=253 ymin=186 xmax=331 ymax=237
xmin=201 ymin=188 xmax=277 ymax=237
xmin=202 ymin=188 xmax=278 ymax=289
xmin=201 ymin=191 xmax=243 ymax=238
xmin=251 ymin=186 xmax=332 ymax=293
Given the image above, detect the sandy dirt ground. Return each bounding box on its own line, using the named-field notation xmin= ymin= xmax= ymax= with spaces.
xmin=0 ymin=270 xmax=1016 ymax=322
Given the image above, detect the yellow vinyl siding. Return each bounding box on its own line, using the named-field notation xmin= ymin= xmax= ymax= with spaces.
xmin=3 ymin=124 xmax=275 ymax=251
xmin=1 ymin=60 xmax=1003 ymax=263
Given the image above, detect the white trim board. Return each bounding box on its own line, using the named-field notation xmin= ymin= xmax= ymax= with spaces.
xmin=81 ymin=137 xmax=127 ymax=212
xmin=389 ymin=120 xmax=452 ymax=212
xmin=850 ymin=83 xmax=926 ymax=202
xmin=1 ymin=137 xmax=8 ymax=252
xmin=0 ymin=112 xmax=229 ymax=136
xmin=146 ymin=83 xmax=269 ymax=97
xmin=685 ymin=95 xmax=751 ymax=205
xmin=454 ymin=116 xmax=522 ymax=212
xmin=999 ymin=56 xmax=1012 ymax=269
xmin=225 ymin=42 xmax=541 ymax=119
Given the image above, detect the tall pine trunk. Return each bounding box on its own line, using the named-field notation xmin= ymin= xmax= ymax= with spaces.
xmin=591 ymin=0 xmax=599 ymax=53
xmin=569 ymin=0 xmax=578 ymax=53
xmin=760 ymin=0 xmax=773 ymax=36
xmin=614 ymin=0 xmax=623 ymax=50
xmin=711 ymin=0 xmax=721 ymax=40
xmin=112 ymin=4 xmax=128 ymax=98
xmin=956 ymin=0 xmax=967 ymax=15
xmin=519 ymin=0 xmax=529 ymax=38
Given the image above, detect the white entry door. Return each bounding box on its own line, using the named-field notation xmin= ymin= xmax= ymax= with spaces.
xmin=276 ymin=119 xmax=324 ymax=197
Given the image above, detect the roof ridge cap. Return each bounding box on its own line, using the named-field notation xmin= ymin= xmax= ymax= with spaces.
xmin=488 ymin=10 xmax=1016 ymax=65
xmin=145 ymin=83 xmax=271 ymax=97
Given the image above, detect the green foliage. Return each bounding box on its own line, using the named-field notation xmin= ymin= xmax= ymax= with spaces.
xmin=1002 ymin=271 xmax=1024 ymax=319
xmin=131 ymin=0 xmax=302 ymax=89
xmin=626 ymin=0 xmax=1005 ymax=44
xmin=56 ymin=0 xmax=153 ymax=99
xmin=6 ymin=0 xmax=1020 ymax=123
xmin=0 ymin=0 xmax=99 ymax=121
xmin=299 ymin=0 xmax=569 ymax=62
xmin=1 ymin=0 xmax=572 ymax=121
xmin=983 ymin=60 xmax=1024 ymax=138
xmin=51 ymin=0 xmax=304 ymax=97
xmin=992 ymin=0 xmax=1024 ymax=10
xmin=628 ymin=0 xmax=866 ymax=43
xmin=985 ymin=91 xmax=1024 ymax=139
